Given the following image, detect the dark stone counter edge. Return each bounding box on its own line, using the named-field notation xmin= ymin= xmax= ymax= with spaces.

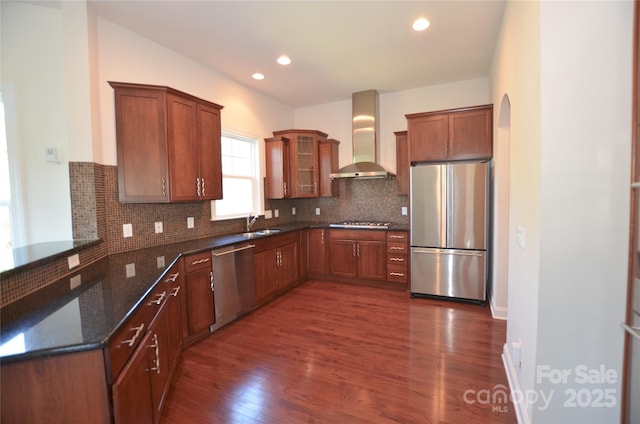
xmin=0 ymin=222 xmax=408 ymax=365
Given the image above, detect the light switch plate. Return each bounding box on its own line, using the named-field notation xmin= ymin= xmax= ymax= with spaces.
xmin=125 ymin=263 xmax=136 ymax=278
xmin=154 ymin=221 xmax=163 ymax=234
xmin=70 ymin=274 xmax=82 ymax=290
xmin=274 ymin=209 xmax=279 ymax=218
xmin=315 ymin=208 xmax=320 ymax=216
xmin=516 ymin=226 xmax=526 ymax=249
xmin=264 ymin=210 xmax=273 ymax=219
xmin=292 ymin=207 xmax=296 ymax=215
xmin=402 ymin=206 xmax=408 ymax=216
xmin=187 ymin=217 xmax=195 ymax=229
xmin=123 ymin=223 xmax=133 ymax=238
xmin=156 ymin=256 xmax=165 ymax=268
xmin=68 ymin=254 xmax=80 ymax=269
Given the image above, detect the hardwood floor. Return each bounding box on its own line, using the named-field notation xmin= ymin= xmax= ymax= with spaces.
xmin=161 ymin=280 xmax=516 ymax=423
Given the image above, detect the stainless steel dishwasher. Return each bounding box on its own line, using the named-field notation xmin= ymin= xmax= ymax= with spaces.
xmin=210 ymin=243 xmax=256 ymax=332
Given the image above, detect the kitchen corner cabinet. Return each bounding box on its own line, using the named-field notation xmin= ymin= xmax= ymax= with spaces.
xmin=318 ymin=139 xmax=340 ymax=197
xmin=308 ymin=228 xmax=328 ymax=275
xmin=329 ymin=229 xmax=386 ymax=281
xmin=253 ymin=232 xmax=300 ymax=304
xmin=109 ymin=82 xmax=223 ymax=203
xmin=264 ymin=136 xmax=290 ymax=199
xmin=183 ymin=251 xmax=215 ymax=344
xmin=406 ymin=105 xmax=493 ymax=163
xmin=272 ymin=129 xmax=328 ymax=198
xmin=394 ymin=131 xmax=409 ymax=195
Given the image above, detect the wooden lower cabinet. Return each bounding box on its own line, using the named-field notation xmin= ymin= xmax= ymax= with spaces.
xmin=254 ymin=233 xmax=300 ymax=305
xmin=183 ymin=251 xmax=215 ymax=343
xmin=328 ymin=229 xmax=386 ymax=281
xmin=308 ymin=228 xmax=328 ymax=275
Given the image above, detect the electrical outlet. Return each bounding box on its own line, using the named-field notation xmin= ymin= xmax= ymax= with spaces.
xmin=125 ymin=263 xmax=136 ymax=278
xmin=516 ymin=226 xmax=526 ymax=249
xmin=157 ymin=256 xmax=165 ymax=268
xmin=187 ymin=217 xmax=195 ymax=229
xmin=315 ymin=208 xmax=321 ymax=216
xmin=292 ymin=207 xmax=296 ymax=215
xmin=264 ymin=210 xmax=273 ymax=219
xmin=154 ymin=221 xmax=163 ymax=234
xmin=402 ymin=206 xmax=408 ymax=216
xmin=274 ymin=209 xmax=279 ymax=218
xmin=67 ymin=254 xmax=80 ymax=269
xmin=70 ymin=274 xmax=81 ymax=290
xmin=123 ymin=223 xmax=133 ymax=238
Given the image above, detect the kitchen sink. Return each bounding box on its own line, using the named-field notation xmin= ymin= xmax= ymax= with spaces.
xmin=240 ymin=229 xmax=282 ymax=238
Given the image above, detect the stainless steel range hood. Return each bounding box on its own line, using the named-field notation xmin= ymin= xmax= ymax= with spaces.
xmin=330 ymin=90 xmax=390 ymax=179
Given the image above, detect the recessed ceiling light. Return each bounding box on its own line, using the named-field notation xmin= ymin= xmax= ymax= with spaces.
xmin=252 ymin=73 xmax=265 ymax=80
xmin=412 ymin=18 xmax=430 ymax=31
xmin=277 ymin=55 xmax=292 ymax=65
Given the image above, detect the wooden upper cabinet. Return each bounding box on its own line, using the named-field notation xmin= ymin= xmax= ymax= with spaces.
xmin=406 ymin=105 xmax=493 ymax=163
xmin=110 ymin=82 xmax=224 ymax=203
xmin=272 ymin=129 xmax=329 ymax=198
xmin=394 ymin=131 xmax=409 ymax=195
xmin=264 ymin=136 xmax=290 ymax=199
xmin=318 ymin=139 xmax=340 ymax=197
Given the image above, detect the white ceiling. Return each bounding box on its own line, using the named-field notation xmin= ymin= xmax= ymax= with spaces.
xmin=89 ymin=1 xmax=506 ymax=108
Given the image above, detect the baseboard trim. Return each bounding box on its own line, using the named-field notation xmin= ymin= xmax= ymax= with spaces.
xmin=502 ymin=343 xmax=530 ymax=424
xmin=490 ymin=299 xmax=508 ymax=320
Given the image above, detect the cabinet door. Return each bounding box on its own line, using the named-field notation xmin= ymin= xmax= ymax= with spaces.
xmin=185 ymin=267 xmax=215 ymax=335
xmin=448 ymin=108 xmax=493 ymax=160
xmin=357 ymin=241 xmax=387 ymax=281
xmin=329 ymin=239 xmax=358 ymax=278
xmin=254 ymin=250 xmax=279 ymax=302
xmin=318 ymin=139 xmax=339 ymax=197
xmin=408 ymin=113 xmax=449 ymax=162
xmin=291 ymin=134 xmax=319 ymax=197
xmin=112 ymin=331 xmax=154 ymax=424
xmin=394 ymin=131 xmax=409 ymax=195
xmin=278 ymin=242 xmax=299 ymax=288
xmin=165 ymin=276 xmax=183 ymax=371
xmin=264 ymin=137 xmax=290 ymax=199
xmin=167 ymin=94 xmax=200 ymax=201
xmin=308 ymin=229 xmax=327 ymax=275
xmin=197 ymin=102 xmax=223 ymax=200
xmin=114 ymin=87 xmax=169 ymax=203
xmin=148 ymin=308 xmax=172 ymax=424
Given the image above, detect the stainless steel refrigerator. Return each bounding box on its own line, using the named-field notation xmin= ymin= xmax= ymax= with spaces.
xmin=410 ymin=161 xmax=489 ymax=302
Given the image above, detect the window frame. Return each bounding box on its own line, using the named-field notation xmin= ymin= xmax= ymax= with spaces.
xmin=210 ymin=131 xmax=263 ymax=221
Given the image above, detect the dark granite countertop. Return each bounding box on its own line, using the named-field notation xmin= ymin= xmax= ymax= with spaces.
xmin=0 ymin=222 xmax=407 ymax=364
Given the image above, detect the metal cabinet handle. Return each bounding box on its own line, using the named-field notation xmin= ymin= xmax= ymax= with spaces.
xmin=197 ymin=178 xmax=201 ymax=197
xmin=161 ymin=177 xmax=166 ymax=196
xmin=389 ymin=257 xmax=405 ymax=262
xmin=389 ymin=235 xmax=405 ymax=239
xmin=390 ymin=272 xmax=405 ymax=277
xmin=164 ymin=272 xmax=179 ymax=283
xmin=202 ymin=177 xmax=205 ymax=197
xmin=389 ymin=246 xmax=405 ymax=250
xmin=213 ymin=244 xmax=255 ymax=256
xmin=191 ymin=258 xmax=210 ymax=265
xmin=171 ymin=286 xmax=181 ymax=297
xmin=352 ymin=244 xmax=356 ymax=257
xmin=210 ymin=271 xmax=214 ymax=292
xmin=321 ymin=231 xmax=324 ymax=245
xmin=148 ymin=291 xmax=167 ymax=305
xmin=283 ymin=182 xmax=287 ymax=196
xmin=357 ymin=244 xmax=360 ymax=257
xmin=121 ymin=324 xmax=145 ymax=347
xmin=149 ymin=333 xmax=160 ymax=375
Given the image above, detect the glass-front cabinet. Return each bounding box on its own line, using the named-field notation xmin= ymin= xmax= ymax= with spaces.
xmin=272 ymin=129 xmax=328 ymax=198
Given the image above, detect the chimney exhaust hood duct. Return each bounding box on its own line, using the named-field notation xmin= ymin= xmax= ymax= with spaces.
xmin=330 ymin=90 xmax=391 ymax=179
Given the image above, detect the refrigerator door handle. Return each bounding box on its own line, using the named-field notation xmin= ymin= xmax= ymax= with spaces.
xmin=441 ymin=165 xmax=448 ymax=248
xmin=622 ymin=323 xmax=640 ymax=341
xmin=413 ymin=248 xmax=484 ymax=257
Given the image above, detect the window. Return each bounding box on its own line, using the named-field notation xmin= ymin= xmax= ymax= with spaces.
xmin=211 ymin=132 xmax=262 ymax=220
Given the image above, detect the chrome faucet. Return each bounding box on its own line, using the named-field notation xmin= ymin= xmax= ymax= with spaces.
xmin=246 ymin=213 xmax=259 ymax=232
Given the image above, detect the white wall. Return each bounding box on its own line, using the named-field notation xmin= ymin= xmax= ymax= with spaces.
xmin=534 ymin=2 xmax=631 ymax=422
xmin=294 ymin=78 xmax=491 ymax=173
xmin=491 ymin=1 xmax=632 ymax=422
xmin=95 ymin=17 xmax=294 ymax=169
xmin=490 ymin=1 xmax=542 ymax=421
xmin=1 ymin=1 xmax=72 ymax=245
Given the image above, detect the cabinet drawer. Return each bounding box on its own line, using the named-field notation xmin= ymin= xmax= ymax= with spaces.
xmin=387 ymin=264 xmax=408 ymax=283
xmin=386 ymin=231 xmax=408 ymax=242
xmin=387 ymin=242 xmax=408 ymax=254
xmin=329 ymin=229 xmax=386 ymax=241
xmin=184 ymin=251 xmax=211 ymax=273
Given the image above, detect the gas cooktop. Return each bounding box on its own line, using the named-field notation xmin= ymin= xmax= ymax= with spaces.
xmin=329 ymin=221 xmax=391 ymax=229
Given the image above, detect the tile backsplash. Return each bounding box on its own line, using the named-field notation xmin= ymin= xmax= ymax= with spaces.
xmin=2 ymin=162 xmax=408 ymax=305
